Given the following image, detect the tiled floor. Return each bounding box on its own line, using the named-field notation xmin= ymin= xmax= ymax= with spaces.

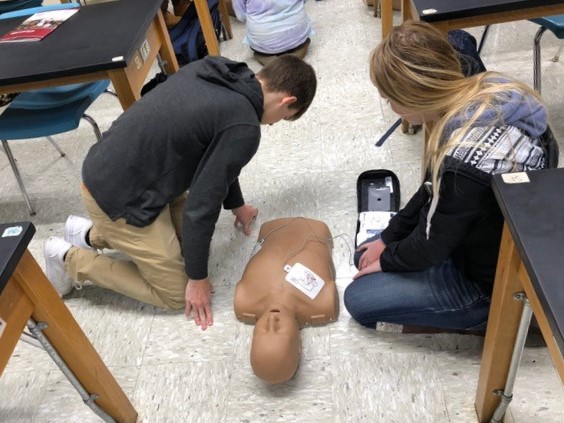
xmin=1 ymin=1 xmax=564 ymax=422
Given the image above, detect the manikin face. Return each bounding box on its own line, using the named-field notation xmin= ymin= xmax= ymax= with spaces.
xmin=250 ymin=306 xmax=301 ymax=384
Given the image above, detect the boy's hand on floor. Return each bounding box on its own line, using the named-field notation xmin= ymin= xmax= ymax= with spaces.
xmin=185 ymin=278 xmax=213 ymax=330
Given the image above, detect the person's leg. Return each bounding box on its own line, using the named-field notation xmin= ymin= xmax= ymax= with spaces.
xmin=285 ymin=38 xmax=311 ymax=60
xmin=253 ymin=38 xmax=312 ymax=66
xmin=65 ymin=186 xmax=187 ymax=309
xmin=344 ymin=259 xmax=491 ymax=331
xmin=252 ymin=51 xmax=277 ymax=67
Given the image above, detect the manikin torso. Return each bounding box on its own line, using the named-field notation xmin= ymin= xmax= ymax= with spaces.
xmin=234 ymin=217 xmax=339 ymax=327
xmin=234 ymin=217 xmax=339 ymax=384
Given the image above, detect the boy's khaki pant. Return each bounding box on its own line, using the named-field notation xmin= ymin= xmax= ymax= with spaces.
xmin=64 ymin=184 xmax=188 ymax=310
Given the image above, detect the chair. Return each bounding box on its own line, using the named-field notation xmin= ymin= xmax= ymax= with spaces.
xmin=479 ymin=16 xmax=564 ymax=94
xmin=530 ymin=15 xmax=564 ymax=93
xmin=0 ymin=2 xmax=117 ymax=215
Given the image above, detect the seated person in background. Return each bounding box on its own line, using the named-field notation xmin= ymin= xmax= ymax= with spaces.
xmin=234 ymin=217 xmax=338 ymax=384
xmin=344 ymin=20 xmax=551 ymax=333
xmin=232 ymin=0 xmax=313 ymax=66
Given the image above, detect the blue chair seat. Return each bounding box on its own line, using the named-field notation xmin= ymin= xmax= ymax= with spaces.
xmin=9 ymin=81 xmax=110 ymax=110
xmin=0 ymin=2 xmax=117 ymax=215
xmin=530 ymin=15 xmax=564 ymax=39
xmin=0 ymin=80 xmax=110 ymax=139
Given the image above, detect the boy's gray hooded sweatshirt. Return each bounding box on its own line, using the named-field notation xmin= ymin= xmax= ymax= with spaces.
xmin=83 ymin=56 xmax=264 ymax=280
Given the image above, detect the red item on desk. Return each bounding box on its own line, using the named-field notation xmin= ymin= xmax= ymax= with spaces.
xmin=0 ymin=8 xmax=78 ymax=43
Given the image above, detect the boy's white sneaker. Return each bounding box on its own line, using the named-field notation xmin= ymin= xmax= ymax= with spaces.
xmin=44 ymin=237 xmax=74 ymax=297
xmin=64 ymin=215 xmax=93 ymax=250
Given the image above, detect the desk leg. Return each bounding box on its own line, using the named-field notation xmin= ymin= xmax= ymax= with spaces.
xmin=218 ymin=0 xmax=233 ymax=39
xmin=13 ymin=250 xmax=137 ymax=423
xmin=402 ymin=0 xmax=413 ymax=21
xmin=519 ymin=268 xmax=564 ymax=381
xmin=194 ymin=0 xmax=220 ymax=56
xmin=109 ymin=11 xmax=180 ymax=110
xmin=475 ymin=224 xmax=524 ymax=422
xmin=109 ymin=70 xmax=141 ymax=110
xmin=381 ymin=0 xmax=393 ymax=38
xmin=155 ymin=10 xmax=180 ymax=75
xmin=0 ymin=281 xmax=34 ymax=374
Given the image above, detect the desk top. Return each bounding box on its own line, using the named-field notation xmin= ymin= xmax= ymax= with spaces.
xmin=411 ymin=0 xmax=564 ymax=22
xmin=0 ymin=0 xmax=161 ymax=86
xmin=0 ymin=222 xmax=35 ymax=294
xmin=492 ymin=168 xmax=564 ymax=352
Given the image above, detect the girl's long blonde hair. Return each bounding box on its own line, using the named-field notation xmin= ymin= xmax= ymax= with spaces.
xmin=370 ymin=20 xmax=542 ymax=201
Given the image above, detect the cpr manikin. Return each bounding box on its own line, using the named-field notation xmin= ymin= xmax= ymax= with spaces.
xmin=234 ymin=217 xmax=339 ymax=384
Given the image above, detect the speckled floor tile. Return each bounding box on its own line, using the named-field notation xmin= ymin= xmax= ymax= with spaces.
xmin=0 ymin=369 xmax=49 ymax=422
xmin=133 ymin=361 xmax=230 ymax=423
xmin=225 ymin=355 xmax=333 ymax=423
xmin=332 ymin=351 xmax=449 ymax=422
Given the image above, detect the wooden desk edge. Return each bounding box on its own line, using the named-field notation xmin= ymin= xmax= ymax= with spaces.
xmin=398 ymin=2 xmax=564 ymax=34
xmin=110 ymin=10 xmax=179 ymax=110
xmin=0 ymin=279 xmax=34 ymax=373
xmin=0 ymin=9 xmax=179 ymax=112
xmin=194 ymin=0 xmax=220 ymax=56
xmin=474 ymin=224 xmax=564 ymax=422
xmin=519 ymin=267 xmax=564 ymax=381
xmin=5 ymin=250 xmax=138 ymax=422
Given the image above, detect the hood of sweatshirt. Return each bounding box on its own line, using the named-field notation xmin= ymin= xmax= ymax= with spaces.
xmin=444 ymin=81 xmax=547 ymax=140
xmin=192 ymin=56 xmax=264 ymax=119
xmin=425 ymin=81 xmax=548 ymax=240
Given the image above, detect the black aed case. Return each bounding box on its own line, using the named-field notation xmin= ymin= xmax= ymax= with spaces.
xmin=356 ymin=169 xmax=401 ymax=247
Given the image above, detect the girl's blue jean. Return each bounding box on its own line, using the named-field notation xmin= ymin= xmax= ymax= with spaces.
xmin=344 ymin=240 xmax=492 ymax=331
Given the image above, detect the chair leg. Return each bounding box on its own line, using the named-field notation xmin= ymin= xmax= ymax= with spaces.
xmin=552 ymin=40 xmax=563 ymax=62
xmin=156 ymin=53 xmax=168 ymax=75
xmin=103 ymin=88 xmax=118 ymax=98
xmin=477 ymin=25 xmax=491 ymax=55
xmin=533 ymin=26 xmax=548 ymax=93
xmin=46 ymin=136 xmax=66 ymax=157
xmin=218 ymin=0 xmax=233 ymax=40
xmin=81 ymin=114 xmax=103 ymax=142
xmin=1 ymin=140 xmax=36 ymax=215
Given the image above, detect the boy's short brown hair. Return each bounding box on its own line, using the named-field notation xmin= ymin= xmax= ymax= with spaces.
xmin=256 ymin=55 xmax=317 ymax=120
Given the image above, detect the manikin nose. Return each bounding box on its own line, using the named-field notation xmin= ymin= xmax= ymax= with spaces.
xmin=266 ymin=310 xmax=281 ymax=329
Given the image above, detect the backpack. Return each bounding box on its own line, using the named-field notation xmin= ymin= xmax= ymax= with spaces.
xmin=168 ymin=0 xmax=222 ymax=67
xmin=141 ymin=0 xmax=223 ymax=96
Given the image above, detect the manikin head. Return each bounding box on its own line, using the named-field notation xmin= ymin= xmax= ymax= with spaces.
xmin=250 ymin=304 xmax=301 ymax=384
